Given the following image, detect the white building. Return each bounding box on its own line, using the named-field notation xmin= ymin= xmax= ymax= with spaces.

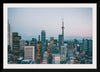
xmin=8 ymin=23 xmax=12 ymax=51
xmin=42 ymin=51 xmax=48 ymax=64
xmin=55 ymin=54 xmax=60 ymax=64
xmin=24 ymin=46 xmax=35 ymax=61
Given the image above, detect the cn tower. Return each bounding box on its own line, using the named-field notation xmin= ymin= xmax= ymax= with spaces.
xmin=62 ymin=18 xmax=64 ymax=46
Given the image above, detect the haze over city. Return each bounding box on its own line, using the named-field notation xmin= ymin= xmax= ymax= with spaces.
xmin=8 ymin=8 xmax=92 ymax=40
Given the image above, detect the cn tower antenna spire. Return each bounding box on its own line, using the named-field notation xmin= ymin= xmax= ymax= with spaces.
xmin=62 ymin=18 xmax=64 ymax=46
xmin=62 ymin=18 xmax=64 ymax=26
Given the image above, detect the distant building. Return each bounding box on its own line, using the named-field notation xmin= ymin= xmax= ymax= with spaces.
xmin=83 ymin=39 xmax=89 ymax=54
xmin=8 ymin=23 xmax=12 ymax=52
xmin=88 ymin=40 xmax=92 ymax=56
xmin=30 ymin=38 xmax=37 ymax=46
xmin=48 ymin=53 xmax=52 ymax=64
xmin=46 ymin=40 xmax=48 ymax=51
xmin=30 ymin=38 xmax=37 ymax=60
xmin=54 ymin=54 xmax=60 ymax=64
xmin=61 ymin=45 xmax=67 ymax=56
xmin=24 ymin=46 xmax=35 ymax=61
xmin=54 ymin=39 xmax=57 ymax=45
xmin=58 ymin=34 xmax=63 ymax=53
xmin=42 ymin=51 xmax=48 ymax=64
xmin=20 ymin=39 xmax=25 ymax=57
xmin=12 ymin=32 xmax=21 ymax=59
xmin=79 ymin=42 xmax=83 ymax=53
xmin=50 ymin=37 xmax=57 ymax=54
xmin=60 ymin=45 xmax=67 ymax=64
xmin=36 ymin=43 xmax=42 ymax=64
xmin=20 ymin=39 xmax=25 ymax=50
xmin=50 ymin=37 xmax=54 ymax=44
xmin=81 ymin=39 xmax=92 ymax=56
xmin=41 ymin=30 xmax=46 ymax=43
xmin=38 ymin=35 xmax=40 ymax=42
xmin=25 ymin=41 xmax=29 ymax=46
xmin=67 ymin=42 xmax=74 ymax=57
xmin=41 ymin=30 xmax=46 ymax=53
xmin=77 ymin=44 xmax=80 ymax=52
xmin=51 ymin=44 xmax=57 ymax=54
xmin=74 ymin=39 xmax=79 ymax=45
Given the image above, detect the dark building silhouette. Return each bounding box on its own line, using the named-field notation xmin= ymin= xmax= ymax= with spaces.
xmin=12 ymin=32 xmax=21 ymax=62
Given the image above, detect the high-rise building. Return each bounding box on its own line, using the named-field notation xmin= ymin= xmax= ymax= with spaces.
xmin=50 ymin=37 xmax=57 ymax=54
xmin=60 ymin=45 xmax=67 ymax=64
xmin=8 ymin=22 xmax=12 ymax=52
xmin=20 ymin=39 xmax=25 ymax=50
xmin=41 ymin=30 xmax=46 ymax=43
xmin=38 ymin=35 xmax=40 ymax=42
xmin=58 ymin=34 xmax=63 ymax=52
xmin=88 ymin=40 xmax=92 ymax=56
xmin=46 ymin=40 xmax=48 ymax=51
xmin=41 ymin=30 xmax=46 ymax=54
xmin=60 ymin=45 xmax=67 ymax=56
xmin=30 ymin=38 xmax=37 ymax=62
xmin=83 ymin=39 xmax=89 ymax=54
xmin=12 ymin=32 xmax=21 ymax=60
xmin=81 ymin=38 xmax=85 ymax=53
xmin=67 ymin=42 xmax=74 ymax=57
xmin=24 ymin=46 xmax=35 ymax=61
xmin=79 ymin=42 xmax=83 ymax=53
xmin=20 ymin=39 xmax=25 ymax=57
xmin=36 ymin=43 xmax=42 ymax=64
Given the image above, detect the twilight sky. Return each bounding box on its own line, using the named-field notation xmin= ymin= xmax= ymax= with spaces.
xmin=8 ymin=8 xmax=92 ymax=40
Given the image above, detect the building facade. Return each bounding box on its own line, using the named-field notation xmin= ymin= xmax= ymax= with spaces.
xmin=41 ymin=30 xmax=46 ymax=59
xmin=8 ymin=23 xmax=12 ymax=52
xmin=12 ymin=32 xmax=21 ymax=60
xmin=58 ymin=34 xmax=63 ymax=53
xmin=24 ymin=46 xmax=35 ymax=61
xmin=20 ymin=39 xmax=25 ymax=57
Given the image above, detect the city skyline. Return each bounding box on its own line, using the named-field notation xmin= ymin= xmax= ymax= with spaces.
xmin=8 ymin=8 xmax=92 ymax=40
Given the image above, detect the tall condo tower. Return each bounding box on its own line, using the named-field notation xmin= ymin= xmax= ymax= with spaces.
xmin=62 ymin=18 xmax=64 ymax=46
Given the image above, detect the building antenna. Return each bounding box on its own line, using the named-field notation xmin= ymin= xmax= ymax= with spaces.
xmin=62 ymin=17 xmax=64 ymax=46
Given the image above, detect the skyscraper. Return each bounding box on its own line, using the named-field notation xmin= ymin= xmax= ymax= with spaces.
xmin=58 ymin=34 xmax=63 ymax=52
xmin=46 ymin=40 xmax=48 ymax=51
xmin=36 ymin=42 xmax=42 ymax=64
xmin=38 ymin=35 xmax=40 ymax=42
xmin=41 ymin=30 xmax=46 ymax=43
xmin=83 ymin=39 xmax=89 ymax=54
xmin=41 ymin=30 xmax=46 ymax=52
xmin=12 ymin=32 xmax=21 ymax=60
xmin=8 ymin=22 xmax=12 ymax=52
xmin=88 ymin=40 xmax=92 ymax=56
